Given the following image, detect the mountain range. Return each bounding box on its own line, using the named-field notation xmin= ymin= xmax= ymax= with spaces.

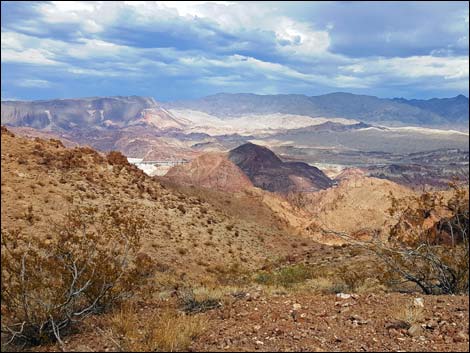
xmin=1 ymin=93 xmax=468 ymax=189
xmin=2 ymin=92 xmax=468 ymax=132
xmin=165 ymin=92 xmax=469 ymax=130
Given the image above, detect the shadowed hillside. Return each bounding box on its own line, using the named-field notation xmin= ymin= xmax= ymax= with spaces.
xmin=228 ymin=143 xmax=333 ymax=193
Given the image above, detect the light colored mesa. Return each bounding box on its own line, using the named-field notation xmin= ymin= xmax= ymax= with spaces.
xmin=169 ymin=109 xmax=359 ymax=135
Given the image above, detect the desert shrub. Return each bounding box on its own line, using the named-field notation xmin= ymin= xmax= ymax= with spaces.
xmin=254 ymin=264 xmax=313 ymax=288
xmin=58 ymin=150 xmax=87 ymax=170
xmin=177 ymin=288 xmax=221 ymax=314
xmin=49 ymin=138 xmax=65 ymax=148
xmin=106 ymin=151 xmax=129 ymax=167
xmin=1 ymin=204 xmax=148 ymax=347
xmin=379 ymin=183 xmax=469 ymax=294
xmin=214 ymin=262 xmax=250 ymax=286
xmin=23 ymin=205 xmax=34 ymax=225
xmin=337 ymin=266 xmax=368 ymax=292
xmin=1 ymin=125 xmax=15 ymax=137
xmin=331 ymin=183 xmax=469 ymax=295
xmin=255 ymin=272 xmax=274 ymax=285
xmin=286 ymin=191 xmax=308 ymax=210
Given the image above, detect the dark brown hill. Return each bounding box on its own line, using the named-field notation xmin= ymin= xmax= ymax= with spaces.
xmin=228 ymin=143 xmax=333 ymax=193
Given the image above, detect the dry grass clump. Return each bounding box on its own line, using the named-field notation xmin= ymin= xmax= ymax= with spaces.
xmin=301 ymin=277 xmax=348 ymax=294
xmin=108 ymin=304 xmax=207 ymax=352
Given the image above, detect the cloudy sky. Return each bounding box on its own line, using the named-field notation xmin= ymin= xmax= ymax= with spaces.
xmin=1 ymin=1 xmax=469 ymax=101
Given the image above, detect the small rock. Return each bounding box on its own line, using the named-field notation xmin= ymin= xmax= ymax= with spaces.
xmin=408 ymin=324 xmax=424 ymax=337
xmin=293 ymin=303 xmax=302 ymax=311
xmin=350 ymin=314 xmax=365 ymax=321
xmin=349 ymin=315 xmax=368 ymax=325
xmin=386 ymin=320 xmax=411 ymax=330
xmin=336 ymin=293 xmax=351 ymax=299
xmin=255 ymin=340 xmax=264 ymax=345
xmin=453 ymin=331 xmax=469 ymax=343
xmin=413 ymin=297 xmax=424 ymax=308
xmin=425 ymin=320 xmax=438 ymax=330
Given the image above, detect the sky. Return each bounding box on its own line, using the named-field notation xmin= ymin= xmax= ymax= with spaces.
xmin=1 ymin=1 xmax=469 ymax=101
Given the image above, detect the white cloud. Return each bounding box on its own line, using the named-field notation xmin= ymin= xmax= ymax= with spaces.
xmin=37 ymin=1 xmax=104 ymax=32
xmin=1 ymin=31 xmax=65 ymax=65
xmin=178 ymin=53 xmax=369 ymax=88
xmin=2 ymin=48 xmax=60 ymax=66
xmin=66 ymin=67 xmax=122 ymax=77
xmin=16 ymin=79 xmax=52 ymax=88
xmin=67 ymin=38 xmax=130 ymax=59
xmin=341 ymin=56 xmax=469 ymax=80
xmin=2 ymin=1 xmax=468 ymax=97
xmin=274 ymin=18 xmax=331 ymax=58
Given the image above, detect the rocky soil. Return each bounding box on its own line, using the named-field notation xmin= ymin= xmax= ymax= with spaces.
xmin=26 ymin=290 xmax=469 ymax=352
xmin=191 ymin=291 xmax=469 ymax=352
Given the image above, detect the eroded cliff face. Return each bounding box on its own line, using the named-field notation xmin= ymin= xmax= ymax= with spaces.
xmin=0 ymin=96 xmax=174 ymax=131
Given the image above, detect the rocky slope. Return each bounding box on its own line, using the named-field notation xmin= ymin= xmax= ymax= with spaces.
xmin=297 ymin=173 xmax=416 ymax=242
xmin=228 ymin=143 xmax=333 ymax=193
xmin=0 ymin=126 xmax=315 ymax=283
xmin=164 ymin=153 xmax=253 ymax=193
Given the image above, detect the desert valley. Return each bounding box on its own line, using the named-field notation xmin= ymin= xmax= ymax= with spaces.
xmin=1 ymin=92 xmax=469 ymax=352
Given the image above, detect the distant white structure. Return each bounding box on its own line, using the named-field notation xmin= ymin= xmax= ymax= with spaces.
xmin=127 ymin=158 xmax=188 ymax=176
xmin=137 ymin=159 xmax=188 ymax=166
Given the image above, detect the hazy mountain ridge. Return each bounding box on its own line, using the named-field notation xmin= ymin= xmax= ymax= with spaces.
xmin=165 ymin=92 xmax=469 ymax=130
xmin=392 ymin=95 xmax=469 ymax=126
xmin=2 ymin=93 xmax=468 ymax=134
